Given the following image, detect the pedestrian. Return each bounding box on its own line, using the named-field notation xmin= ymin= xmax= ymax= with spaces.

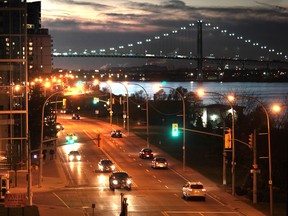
xmin=42 ymin=149 xmax=47 ymax=160
xmin=49 ymin=149 xmax=54 ymax=160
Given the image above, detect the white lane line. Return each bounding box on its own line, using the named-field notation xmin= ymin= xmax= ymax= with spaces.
xmin=52 ymin=192 xmax=70 ymax=208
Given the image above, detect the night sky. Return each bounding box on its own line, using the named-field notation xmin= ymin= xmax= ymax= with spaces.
xmin=30 ymin=0 xmax=288 ymax=70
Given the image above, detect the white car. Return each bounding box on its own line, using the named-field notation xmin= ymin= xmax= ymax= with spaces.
xmin=151 ymin=157 xmax=168 ymax=169
xmin=182 ymin=181 xmax=206 ymax=201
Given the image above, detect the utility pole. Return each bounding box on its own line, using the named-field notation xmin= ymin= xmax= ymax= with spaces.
xmin=252 ymin=129 xmax=258 ymax=204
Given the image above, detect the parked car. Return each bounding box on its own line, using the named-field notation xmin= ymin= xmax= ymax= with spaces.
xmin=139 ymin=148 xmax=153 ymax=159
xmin=109 ymin=171 xmax=132 ymax=191
xmin=111 ymin=130 xmax=122 ymax=138
xmin=72 ymin=113 xmax=80 ymax=120
xmin=182 ymin=181 xmax=206 ymax=201
xmin=66 ymin=133 xmax=77 ymax=144
xmin=151 ymin=157 xmax=168 ymax=169
xmin=68 ymin=150 xmax=81 ymax=162
xmin=98 ymin=159 xmax=115 ymax=172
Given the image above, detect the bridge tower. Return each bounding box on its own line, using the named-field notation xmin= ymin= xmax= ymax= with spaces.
xmin=197 ymin=20 xmax=203 ymax=81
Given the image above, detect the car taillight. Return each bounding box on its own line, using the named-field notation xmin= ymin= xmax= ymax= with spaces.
xmin=202 ymin=189 xmax=206 ymax=192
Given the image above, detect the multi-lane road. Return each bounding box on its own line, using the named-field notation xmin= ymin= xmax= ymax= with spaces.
xmin=33 ymin=115 xmax=265 ymax=216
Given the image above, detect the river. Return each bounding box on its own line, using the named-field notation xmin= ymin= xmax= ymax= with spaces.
xmin=101 ymin=81 xmax=288 ymax=104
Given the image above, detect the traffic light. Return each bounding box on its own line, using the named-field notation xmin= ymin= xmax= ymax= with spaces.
xmin=248 ymin=133 xmax=254 ymax=146
xmin=93 ymin=97 xmax=99 ymax=104
xmin=224 ymin=128 xmax=231 ymax=149
xmin=172 ymin=123 xmax=179 ymax=137
xmin=62 ymin=98 xmax=66 ymax=108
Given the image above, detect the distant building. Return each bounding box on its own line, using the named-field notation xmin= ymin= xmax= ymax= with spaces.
xmin=27 ymin=1 xmax=52 ymax=78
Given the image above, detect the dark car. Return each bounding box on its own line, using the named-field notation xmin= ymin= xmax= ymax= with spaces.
xmin=109 ymin=171 xmax=132 ymax=191
xmin=72 ymin=114 xmax=80 ymax=120
xmin=151 ymin=157 xmax=168 ymax=169
xmin=139 ymin=148 xmax=153 ymax=159
xmin=55 ymin=122 xmax=64 ymax=131
xmin=111 ymin=130 xmax=122 ymax=138
xmin=98 ymin=159 xmax=115 ymax=172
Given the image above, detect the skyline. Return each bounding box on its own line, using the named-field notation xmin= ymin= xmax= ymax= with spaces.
xmin=29 ymin=0 xmax=288 ymax=70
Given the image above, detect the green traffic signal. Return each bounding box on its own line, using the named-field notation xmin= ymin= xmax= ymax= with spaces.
xmin=172 ymin=123 xmax=178 ymax=137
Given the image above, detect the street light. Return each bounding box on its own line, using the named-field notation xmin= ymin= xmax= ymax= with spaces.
xmin=105 ymin=81 xmax=113 ymax=126
xmin=158 ymin=86 xmax=186 ymax=172
xmin=234 ymin=95 xmax=273 ymax=215
xmin=119 ymin=82 xmax=130 ymax=135
xmin=197 ymin=89 xmax=235 ymax=194
xmin=39 ymin=90 xmax=65 ymax=187
xmin=128 ymin=83 xmax=149 ymax=147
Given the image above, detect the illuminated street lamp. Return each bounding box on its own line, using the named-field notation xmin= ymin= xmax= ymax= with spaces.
xmin=39 ymin=90 xmax=66 ymax=187
xmin=235 ymin=95 xmax=273 ymax=215
xmin=158 ymin=85 xmax=186 ymax=172
xmin=105 ymin=81 xmax=113 ymax=126
xmin=128 ymin=83 xmax=149 ymax=147
xmin=198 ymin=89 xmax=235 ymax=194
xmin=119 ymin=82 xmax=130 ymax=135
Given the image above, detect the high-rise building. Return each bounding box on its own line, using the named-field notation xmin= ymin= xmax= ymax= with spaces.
xmin=27 ymin=1 xmax=52 ymax=77
xmin=0 ymin=0 xmax=29 ymax=171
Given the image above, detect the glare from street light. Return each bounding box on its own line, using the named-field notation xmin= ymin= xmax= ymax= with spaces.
xmin=272 ymin=104 xmax=281 ymax=112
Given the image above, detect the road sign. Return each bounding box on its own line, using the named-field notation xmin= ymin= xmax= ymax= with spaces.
xmin=5 ymin=193 xmax=27 ymax=208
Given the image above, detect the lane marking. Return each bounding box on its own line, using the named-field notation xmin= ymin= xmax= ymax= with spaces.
xmin=53 ymin=192 xmax=70 ymax=208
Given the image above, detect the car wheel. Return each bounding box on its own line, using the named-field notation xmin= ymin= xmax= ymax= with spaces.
xmin=126 ymin=186 xmax=131 ymax=191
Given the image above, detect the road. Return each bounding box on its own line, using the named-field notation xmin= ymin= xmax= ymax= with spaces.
xmin=33 ymin=115 xmax=261 ymax=216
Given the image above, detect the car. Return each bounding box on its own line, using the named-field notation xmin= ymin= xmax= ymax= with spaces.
xmin=182 ymin=181 xmax=206 ymax=201
xmin=66 ymin=133 xmax=77 ymax=144
xmin=151 ymin=157 xmax=168 ymax=169
xmin=72 ymin=113 xmax=80 ymax=120
xmin=109 ymin=171 xmax=132 ymax=191
xmin=139 ymin=148 xmax=153 ymax=159
xmin=68 ymin=150 xmax=81 ymax=162
xmin=55 ymin=122 xmax=64 ymax=131
xmin=111 ymin=130 xmax=122 ymax=138
xmin=98 ymin=159 xmax=115 ymax=172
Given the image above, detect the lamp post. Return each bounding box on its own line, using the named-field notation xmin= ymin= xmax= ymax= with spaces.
xmin=236 ymin=95 xmax=273 ymax=215
xmin=129 ymin=83 xmax=149 ymax=147
xmin=39 ymin=90 xmax=63 ymax=187
xmin=105 ymin=82 xmax=113 ymax=126
xmin=119 ymin=82 xmax=129 ymax=135
xmin=197 ymin=89 xmax=235 ymax=194
xmin=159 ymin=86 xmax=186 ymax=172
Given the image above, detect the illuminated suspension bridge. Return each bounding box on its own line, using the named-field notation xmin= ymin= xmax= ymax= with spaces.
xmin=52 ymin=20 xmax=288 ymax=79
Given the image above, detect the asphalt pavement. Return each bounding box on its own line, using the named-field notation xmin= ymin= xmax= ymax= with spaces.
xmin=1 ymin=130 xmax=270 ymax=216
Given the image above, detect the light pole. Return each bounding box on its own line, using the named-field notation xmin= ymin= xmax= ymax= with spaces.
xmin=159 ymin=86 xmax=186 ymax=172
xmin=236 ymin=95 xmax=273 ymax=215
xmin=119 ymin=82 xmax=129 ymax=135
xmin=198 ymin=89 xmax=235 ymax=194
xmin=129 ymin=83 xmax=149 ymax=147
xmin=39 ymin=90 xmax=63 ymax=187
xmin=105 ymin=82 xmax=113 ymax=126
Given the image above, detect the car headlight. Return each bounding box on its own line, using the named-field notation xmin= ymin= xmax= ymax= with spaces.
xmin=126 ymin=179 xmax=132 ymax=184
xmin=111 ymin=165 xmax=115 ymax=170
xmin=69 ymin=155 xmax=74 ymax=161
xmin=99 ymin=165 xmax=103 ymax=170
xmin=112 ymin=179 xmax=118 ymax=185
xmin=76 ymin=155 xmax=81 ymax=161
